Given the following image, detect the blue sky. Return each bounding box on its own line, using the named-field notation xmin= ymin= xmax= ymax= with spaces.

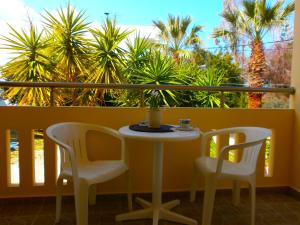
xmin=22 ymin=0 xmax=223 ymax=48
xmin=23 ymin=0 xmax=223 ymax=26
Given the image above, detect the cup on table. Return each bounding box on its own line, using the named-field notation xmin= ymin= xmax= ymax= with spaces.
xmin=179 ymin=119 xmax=191 ymax=129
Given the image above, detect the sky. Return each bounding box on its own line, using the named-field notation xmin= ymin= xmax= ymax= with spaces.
xmin=0 ymin=0 xmax=295 ymax=65
xmin=22 ymin=0 xmax=223 ymax=42
xmin=0 ymin=0 xmax=223 ymax=45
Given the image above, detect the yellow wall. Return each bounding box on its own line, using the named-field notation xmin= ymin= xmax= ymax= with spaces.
xmin=0 ymin=107 xmax=294 ymax=198
xmin=291 ymin=0 xmax=300 ymax=191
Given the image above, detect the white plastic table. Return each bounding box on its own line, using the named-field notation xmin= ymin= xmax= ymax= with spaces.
xmin=116 ymin=125 xmax=200 ymax=225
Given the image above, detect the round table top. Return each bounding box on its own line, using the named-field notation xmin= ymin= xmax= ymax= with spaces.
xmin=119 ymin=125 xmax=201 ymax=142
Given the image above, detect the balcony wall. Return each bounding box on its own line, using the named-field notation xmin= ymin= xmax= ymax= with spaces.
xmin=0 ymin=106 xmax=294 ymax=198
xmin=291 ymin=0 xmax=300 ymax=192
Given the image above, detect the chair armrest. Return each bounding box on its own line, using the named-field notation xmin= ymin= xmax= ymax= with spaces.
xmin=202 ymin=128 xmax=241 ymax=139
xmin=88 ymin=126 xmax=124 ymax=141
xmin=200 ymin=128 xmax=234 ymax=156
xmin=46 ymin=132 xmax=79 ymax=183
xmin=46 ymin=128 xmax=74 ymax=155
xmin=87 ymin=125 xmax=128 ymax=163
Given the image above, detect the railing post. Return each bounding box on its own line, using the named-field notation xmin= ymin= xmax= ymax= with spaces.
xmin=220 ymin=91 xmax=225 ymax=108
xmin=139 ymin=90 xmax=145 ymax=107
xmin=289 ymin=94 xmax=295 ymax=109
xmin=50 ymin=87 xmax=55 ymax=107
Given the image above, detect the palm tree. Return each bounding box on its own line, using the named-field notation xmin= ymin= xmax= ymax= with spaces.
xmin=217 ymin=0 xmax=244 ymax=60
xmin=214 ymin=0 xmax=294 ymax=108
xmin=132 ymin=51 xmax=179 ymax=106
xmin=89 ymin=18 xmax=131 ymax=84
xmin=42 ymin=3 xmax=90 ymax=104
xmin=125 ymin=35 xmax=154 ymax=79
xmin=242 ymin=0 xmax=294 ymax=108
xmin=111 ymin=35 xmax=154 ymax=107
xmin=153 ymin=15 xmax=203 ymax=63
xmin=86 ymin=18 xmax=132 ymax=104
xmin=212 ymin=8 xmax=241 ymax=62
xmin=193 ymin=68 xmax=227 ymax=108
xmin=0 ymin=22 xmax=54 ymax=106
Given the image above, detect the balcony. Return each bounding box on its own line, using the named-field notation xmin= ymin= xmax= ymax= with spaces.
xmin=0 ymin=2 xmax=300 ymax=225
xmin=0 ymin=100 xmax=296 ymax=224
xmin=0 ymin=56 xmax=298 ymax=225
xmin=0 ymin=61 xmax=298 ymax=225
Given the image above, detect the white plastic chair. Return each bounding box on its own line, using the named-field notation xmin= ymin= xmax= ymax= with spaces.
xmin=46 ymin=122 xmax=132 ymax=225
xmin=190 ymin=127 xmax=271 ymax=225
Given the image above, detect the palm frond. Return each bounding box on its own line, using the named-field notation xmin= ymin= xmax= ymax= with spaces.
xmin=0 ymin=22 xmax=54 ymax=106
xmin=280 ymin=2 xmax=295 ymax=19
xmin=87 ymin=18 xmax=132 ymax=85
xmin=131 ymin=51 xmax=179 ymax=106
xmin=42 ymin=2 xmax=90 ymax=81
xmin=153 ymin=14 xmax=202 ymax=62
xmin=240 ymin=0 xmax=295 ymax=40
xmin=243 ymin=0 xmax=256 ymax=18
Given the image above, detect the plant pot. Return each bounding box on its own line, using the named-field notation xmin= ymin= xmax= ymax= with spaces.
xmin=147 ymin=108 xmax=162 ymax=128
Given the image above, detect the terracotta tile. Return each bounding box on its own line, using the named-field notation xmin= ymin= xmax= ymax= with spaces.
xmin=0 ymin=190 xmax=300 ymax=225
xmin=32 ymin=215 xmax=56 ymax=225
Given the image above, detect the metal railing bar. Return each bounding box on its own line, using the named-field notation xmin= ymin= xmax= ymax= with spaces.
xmin=0 ymin=81 xmax=295 ymax=94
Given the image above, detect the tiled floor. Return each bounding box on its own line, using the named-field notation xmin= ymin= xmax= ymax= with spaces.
xmin=0 ymin=189 xmax=300 ymax=225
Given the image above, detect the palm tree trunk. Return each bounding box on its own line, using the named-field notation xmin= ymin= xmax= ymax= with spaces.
xmin=248 ymin=39 xmax=266 ymax=108
xmin=172 ymin=52 xmax=180 ymax=64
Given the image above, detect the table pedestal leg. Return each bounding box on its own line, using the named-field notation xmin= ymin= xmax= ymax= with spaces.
xmin=116 ymin=142 xmax=197 ymax=225
xmin=152 ymin=142 xmax=164 ymax=213
xmin=135 ymin=197 xmax=180 ymax=210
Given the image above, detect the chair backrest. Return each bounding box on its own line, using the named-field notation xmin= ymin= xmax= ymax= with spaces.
xmin=238 ymin=127 xmax=271 ymax=172
xmin=46 ymin=122 xmax=124 ymax=172
xmin=201 ymin=127 xmax=271 ymax=175
xmin=218 ymin=127 xmax=271 ymax=174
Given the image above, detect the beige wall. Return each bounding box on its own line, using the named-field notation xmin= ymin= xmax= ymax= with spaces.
xmin=291 ymin=0 xmax=300 ymax=191
xmin=0 ymin=107 xmax=294 ymax=198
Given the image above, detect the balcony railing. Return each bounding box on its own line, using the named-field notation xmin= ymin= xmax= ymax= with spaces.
xmin=0 ymin=81 xmax=296 ymax=107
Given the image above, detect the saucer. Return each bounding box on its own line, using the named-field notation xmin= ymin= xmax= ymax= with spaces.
xmin=174 ymin=126 xmax=194 ymax=131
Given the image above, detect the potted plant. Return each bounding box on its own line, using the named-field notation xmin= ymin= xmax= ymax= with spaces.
xmin=146 ymin=90 xmax=163 ymax=128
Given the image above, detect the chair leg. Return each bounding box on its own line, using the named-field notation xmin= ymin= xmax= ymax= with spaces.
xmin=202 ymin=175 xmax=217 ymax=225
xmin=55 ymin=177 xmax=64 ymax=223
xmin=74 ymin=182 xmax=89 ymax=225
xmin=190 ymin=165 xmax=198 ymax=202
xmin=88 ymin=184 xmax=97 ymax=205
xmin=249 ymin=182 xmax=256 ymax=225
xmin=126 ymin=170 xmax=133 ymax=211
xmin=232 ymin=180 xmax=240 ymax=206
